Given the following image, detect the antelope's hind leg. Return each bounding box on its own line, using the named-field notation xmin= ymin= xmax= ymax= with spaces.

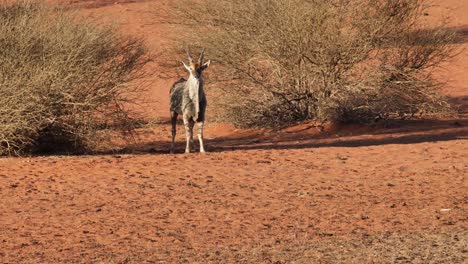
xmin=170 ymin=112 xmax=178 ymax=154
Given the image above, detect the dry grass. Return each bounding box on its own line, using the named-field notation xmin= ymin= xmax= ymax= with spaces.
xmin=184 ymin=232 xmax=467 ymax=263
xmin=0 ymin=1 xmax=150 ymax=155
xmin=171 ymin=0 xmax=458 ymax=128
xmin=38 ymin=232 xmax=465 ymax=263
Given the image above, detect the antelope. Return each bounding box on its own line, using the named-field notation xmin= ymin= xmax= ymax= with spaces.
xmin=169 ymin=48 xmax=211 ymax=154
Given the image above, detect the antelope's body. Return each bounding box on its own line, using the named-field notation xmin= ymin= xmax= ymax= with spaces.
xmin=170 ymin=49 xmax=210 ymax=154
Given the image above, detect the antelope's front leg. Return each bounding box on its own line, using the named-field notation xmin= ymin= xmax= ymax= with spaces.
xmin=183 ymin=117 xmax=192 ymax=154
xmin=197 ymin=121 xmax=206 ymax=153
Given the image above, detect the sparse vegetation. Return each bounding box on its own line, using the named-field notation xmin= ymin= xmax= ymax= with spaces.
xmin=173 ymin=0 xmax=458 ymax=128
xmin=0 ymin=1 xmax=150 ymax=155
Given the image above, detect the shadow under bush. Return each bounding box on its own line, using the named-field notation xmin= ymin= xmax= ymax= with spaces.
xmin=0 ymin=1 xmax=150 ymax=155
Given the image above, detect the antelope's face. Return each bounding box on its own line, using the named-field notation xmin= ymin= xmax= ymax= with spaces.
xmin=183 ymin=61 xmax=211 ymax=79
xmin=182 ymin=48 xmax=211 ymax=79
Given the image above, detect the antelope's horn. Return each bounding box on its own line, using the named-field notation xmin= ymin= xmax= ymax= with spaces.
xmin=198 ymin=48 xmax=206 ymax=64
xmin=186 ymin=47 xmax=194 ymax=64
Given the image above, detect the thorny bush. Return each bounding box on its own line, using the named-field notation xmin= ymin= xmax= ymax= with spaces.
xmin=173 ymin=0 xmax=458 ymax=128
xmin=0 ymin=1 xmax=150 ymax=155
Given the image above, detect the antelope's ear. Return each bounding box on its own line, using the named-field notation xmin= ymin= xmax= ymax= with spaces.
xmin=201 ymin=60 xmax=211 ymax=71
xmin=182 ymin=61 xmax=191 ymax=72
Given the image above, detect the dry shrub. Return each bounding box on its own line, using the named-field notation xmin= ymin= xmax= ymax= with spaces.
xmin=0 ymin=1 xmax=150 ymax=155
xmin=172 ymin=0 xmax=458 ymax=128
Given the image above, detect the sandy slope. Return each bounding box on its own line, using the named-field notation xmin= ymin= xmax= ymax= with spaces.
xmin=0 ymin=0 xmax=467 ymax=263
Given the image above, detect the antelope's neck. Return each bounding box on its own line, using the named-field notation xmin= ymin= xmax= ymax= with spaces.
xmin=187 ymin=74 xmax=204 ymax=99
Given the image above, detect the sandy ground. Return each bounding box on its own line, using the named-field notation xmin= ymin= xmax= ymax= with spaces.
xmin=1 ymin=0 xmax=467 ymax=263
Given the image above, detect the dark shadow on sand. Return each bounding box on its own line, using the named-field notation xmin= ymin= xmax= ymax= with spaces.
xmin=130 ymin=118 xmax=467 ymax=155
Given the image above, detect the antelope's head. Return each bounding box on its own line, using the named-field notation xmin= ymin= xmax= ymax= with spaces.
xmin=182 ymin=48 xmax=211 ymax=79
